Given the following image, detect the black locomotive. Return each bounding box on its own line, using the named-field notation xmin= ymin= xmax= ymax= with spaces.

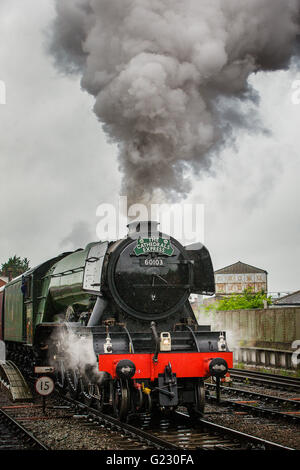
xmin=0 ymin=221 xmax=232 ymax=420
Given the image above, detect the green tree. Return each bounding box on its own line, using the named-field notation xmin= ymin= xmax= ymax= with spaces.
xmin=206 ymin=287 xmax=272 ymax=311
xmin=1 ymin=256 xmax=30 ymax=279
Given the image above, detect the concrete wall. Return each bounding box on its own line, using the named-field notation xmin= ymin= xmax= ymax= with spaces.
xmin=194 ymin=306 xmax=300 ymax=351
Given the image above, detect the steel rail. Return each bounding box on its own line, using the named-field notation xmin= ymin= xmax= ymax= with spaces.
xmin=58 ymin=394 xmax=181 ymax=450
xmin=0 ymin=407 xmax=49 ymax=450
xmin=56 ymin=391 xmax=295 ymax=450
xmin=231 ymin=368 xmax=300 ymax=382
xmin=182 ymin=414 xmax=294 ymax=451
xmin=230 ymin=369 xmax=300 ymax=391
xmin=5 ymin=369 xmax=178 ymax=451
xmin=207 ymin=393 xmax=300 ymax=424
xmin=8 ymin=359 xmax=295 ymax=451
xmin=206 ymin=382 xmax=300 ymax=408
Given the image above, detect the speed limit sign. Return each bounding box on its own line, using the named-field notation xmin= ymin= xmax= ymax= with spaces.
xmin=35 ymin=376 xmax=54 ymax=396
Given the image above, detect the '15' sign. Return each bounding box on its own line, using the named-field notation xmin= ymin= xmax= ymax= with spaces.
xmin=35 ymin=376 xmax=54 ymax=396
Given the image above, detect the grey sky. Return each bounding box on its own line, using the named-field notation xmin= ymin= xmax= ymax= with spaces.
xmin=0 ymin=1 xmax=299 ymax=294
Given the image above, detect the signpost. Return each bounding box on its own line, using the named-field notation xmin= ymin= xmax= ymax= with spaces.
xmin=34 ymin=366 xmax=54 ymax=374
xmin=35 ymin=375 xmax=54 ymax=414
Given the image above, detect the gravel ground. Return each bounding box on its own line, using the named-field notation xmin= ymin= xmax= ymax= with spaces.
xmin=1 ymin=381 xmax=299 ymax=450
xmin=204 ymin=403 xmax=300 ymax=449
xmin=225 ymin=382 xmax=300 ymax=399
xmin=202 ymin=376 xmax=300 ymax=449
xmin=0 ymin=385 xmax=146 ymax=450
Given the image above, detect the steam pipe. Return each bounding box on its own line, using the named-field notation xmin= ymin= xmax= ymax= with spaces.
xmin=150 ymin=321 xmax=159 ymax=363
xmin=87 ymin=297 xmax=108 ymax=327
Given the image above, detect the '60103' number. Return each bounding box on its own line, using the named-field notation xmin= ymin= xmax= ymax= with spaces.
xmin=142 ymin=258 xmax=164 ymax=267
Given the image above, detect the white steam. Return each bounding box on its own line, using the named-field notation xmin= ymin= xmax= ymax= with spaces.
xmin=54 ymin=327 xmax=99 ymax=378
xmin=49 ymin=0 xmax=300 ymax=206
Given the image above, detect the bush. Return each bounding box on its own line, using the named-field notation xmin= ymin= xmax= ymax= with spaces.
xmin=1 ymin=256 xmax=30 ymax=278
xmin=206 ymin=287 xmax=272 ymax=311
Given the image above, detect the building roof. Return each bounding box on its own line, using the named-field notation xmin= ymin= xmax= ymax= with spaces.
xmin=274 ymin=290 xmax=300 ymax=305
xmin=215 ymin=261 xmax=267 ymax=275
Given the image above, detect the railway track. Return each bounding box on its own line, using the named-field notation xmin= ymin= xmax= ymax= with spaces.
xmin=230 ymin=369 xmax=300 ymax=392
xmin=207 ymin=388 xmax=300 ymax=423
xmin=55 ymin=392 xmax=294 ymax=450
xmin=55 ymin=394 xmax=180 ymax=450
xmin=0 ymin=407 xmax=48 ymax=450
xmin=144 ymin=411 xmax=294 ymax=450
xmin=1 ymin=361 xmax=296 ymax=451
xmin=206 ymin=382 xmax=300 ymax=423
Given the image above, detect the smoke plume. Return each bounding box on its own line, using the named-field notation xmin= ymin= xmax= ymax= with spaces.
xmin=49 ymin=0 xmax=300 ymax=206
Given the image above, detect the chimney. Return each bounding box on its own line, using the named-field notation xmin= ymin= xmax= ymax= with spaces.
xmin=127 ymin=221 xmax=160 ymax=238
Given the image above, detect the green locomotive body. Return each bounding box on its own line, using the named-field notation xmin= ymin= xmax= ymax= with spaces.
xmin=0 ymin=222 xmax=233 ymax=420
xmin=1 ymin=255 xmax=65 ymax=344
xmin=0 ymin=247 xmax=98 ymax=346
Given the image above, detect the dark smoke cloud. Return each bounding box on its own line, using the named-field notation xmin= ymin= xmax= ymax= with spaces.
xmin=49 ymin=0 xmax=300 ymax=206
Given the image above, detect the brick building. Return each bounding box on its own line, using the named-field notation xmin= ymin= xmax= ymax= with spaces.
xmin=214 ymin=261 xmax=268 ymax=295
xmin=0 ymin=276 xmax=8 ymax=288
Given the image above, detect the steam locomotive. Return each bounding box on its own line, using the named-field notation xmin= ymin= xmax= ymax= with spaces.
xmin=0 ymin=221 xmax=232 ymax=420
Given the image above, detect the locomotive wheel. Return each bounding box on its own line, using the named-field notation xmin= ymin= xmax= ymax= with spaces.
xmin=55 ymin=360 xmax=68 ymax=395
xmin=142 ymin=392 xmax=152 ymax=414
xmin=79 ymin=377 xmax=93 ymax=407
xmin=132 ymin=386 xmax=143 ymax=412
xmin=66 ymin=368 xmax=80 ymax=399
xmin=187 ymin=379 xmax=205 ymax=420
xmin=112 ymin=379 xmax=130 ymax=421
xmin=92 ymin=384 xmax=105 ymax=412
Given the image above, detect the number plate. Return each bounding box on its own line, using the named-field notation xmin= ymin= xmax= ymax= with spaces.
xmin=140 ymin=258 xmax=165 ymax=267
